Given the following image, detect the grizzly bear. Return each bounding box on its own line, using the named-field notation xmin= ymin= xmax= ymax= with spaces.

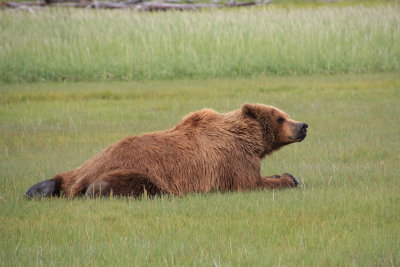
xmin=25 ymin=103 xmax=308 ymax=199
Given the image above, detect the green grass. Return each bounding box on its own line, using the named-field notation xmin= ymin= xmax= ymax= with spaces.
xmin=1 ymin=73 xmax=399 ymax=266
xmin=1 ymin=5 xmax=399 ymax=82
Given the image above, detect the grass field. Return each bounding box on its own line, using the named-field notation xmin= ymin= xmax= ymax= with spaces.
xmin=1 ymin=5 xmax=399 ymax=82
xmin=1 ymin=0 xmax=400 ymax=265
xmin=1 ymin=73 xmax=399 ymax=266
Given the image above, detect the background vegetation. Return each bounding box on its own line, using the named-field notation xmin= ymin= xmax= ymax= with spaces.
xmin=1 ymin=5 xmax=399 ymax=82
xmin=1 ymin=0 xmax=399 ymax=265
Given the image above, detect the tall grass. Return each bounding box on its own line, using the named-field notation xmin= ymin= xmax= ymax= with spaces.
xmin=1 ymin=5 xmax=399 ymax=82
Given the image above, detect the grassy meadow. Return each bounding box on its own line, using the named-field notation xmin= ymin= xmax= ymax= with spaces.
xmin=1 ymin=5 xmax=400 ymax=82
xmin=1 ymin=74 xmax=399 ymax=266
xmin=1 ymin=1 xmax=400 ymax=266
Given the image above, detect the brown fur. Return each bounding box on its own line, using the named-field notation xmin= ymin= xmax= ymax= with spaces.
xmin=27 ymin=103 xmax=308 ymax=198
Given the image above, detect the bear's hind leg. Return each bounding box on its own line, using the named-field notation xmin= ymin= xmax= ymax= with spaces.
xmin=25 ymin=178 xmax=61 ymax=199
xmin=85 ymin=170 xmax=163 ymax=198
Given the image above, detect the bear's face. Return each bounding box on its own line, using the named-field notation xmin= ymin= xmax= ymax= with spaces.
xmin=269 ymin=108 xmax=308 ymax=148
xmin=242 ymin=103 xmax=308 ymax=155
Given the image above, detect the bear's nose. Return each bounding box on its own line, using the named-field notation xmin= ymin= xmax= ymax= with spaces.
xmin=299 ymin=123 xmax=308 ymax=130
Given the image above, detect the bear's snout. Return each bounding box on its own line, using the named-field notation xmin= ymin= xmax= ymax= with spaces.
xmin=299 ymin=123 xmax=308 ymax=131
xmin=297 ymin=122 xmax=308 ymax=141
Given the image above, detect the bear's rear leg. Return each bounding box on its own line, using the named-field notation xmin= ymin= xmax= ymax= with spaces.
xmin=25 ymin=179 xmax=61 ymax=199
xmin=85 ymin=170 xmax=163 ymax=198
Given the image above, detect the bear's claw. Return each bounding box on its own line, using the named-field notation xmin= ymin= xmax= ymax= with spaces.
xmin=292 ymin=176 xmax=299 ymax=186
xmin=282 ymin=173 xmax=299 ymax=187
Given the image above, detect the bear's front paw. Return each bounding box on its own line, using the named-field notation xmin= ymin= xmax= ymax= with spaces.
xmin=281 ymin=173 xmax=299 ymax=187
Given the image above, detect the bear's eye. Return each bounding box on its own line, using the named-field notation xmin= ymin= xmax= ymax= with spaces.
xmin=277 ymin=117 xmax=285 ymax=124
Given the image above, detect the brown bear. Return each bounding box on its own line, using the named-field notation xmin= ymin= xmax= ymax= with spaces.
xmin=25 ymin=103 xmax=308 ymax=199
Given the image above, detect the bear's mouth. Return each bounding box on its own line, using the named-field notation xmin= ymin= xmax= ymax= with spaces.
xmin=296 ymin=133 xmax=307 ymax=142
xmin=289 ymin=132 xmax=307 ymax=142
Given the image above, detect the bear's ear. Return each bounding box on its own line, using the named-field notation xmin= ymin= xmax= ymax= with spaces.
xmin=242 ymin=103 xmax=257 ymax=119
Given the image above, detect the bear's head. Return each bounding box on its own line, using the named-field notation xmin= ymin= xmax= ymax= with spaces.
xmin=242 ymin=103 xmax=308 ymax=157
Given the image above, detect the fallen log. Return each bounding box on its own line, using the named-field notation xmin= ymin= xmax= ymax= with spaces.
xmin=1 ymin=0 xmax=262 ymax=11
xmin=1 ymin=1 xmax=46 ymax=8
xmin=226 ymin=1 xmax=256 ymax=7
xmin=0 ymin=0 xmax=88 ymax=8
xmin=54 ymin=0 xmax=142 ymax=8
xmin=87 ymin=1 xmax=132 ymax=9
xmin=124 ymin=0 xmax=144 ymax=5
xmin=85 ymin=0 xmax=145 ymax=8
xmin=45 ymin=0 xmax=83 ymax=3
xmin=136 ymin=1 xmax=257 ymax=11
xmin=137 ymin=2 xmax=199 ymax=11
xmin=54 ymin=2 xmax=91 ymax=7
xmin=0 ymin=1 xmax=48 ymax=11
xmin=1 ymin=1 xmax=20 ymax=8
